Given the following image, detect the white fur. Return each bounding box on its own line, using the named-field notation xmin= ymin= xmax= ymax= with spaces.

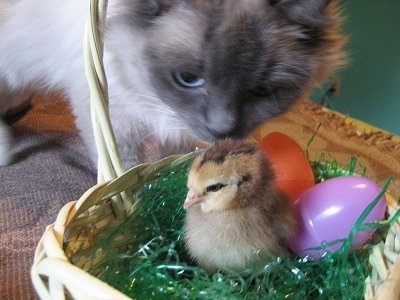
xmin=0 ymin=1 xmax=198 ymax=168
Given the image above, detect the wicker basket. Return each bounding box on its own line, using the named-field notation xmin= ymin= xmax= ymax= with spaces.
xmin=31 ymin=0 xmax=400 ymax=299
xmin=31 ymin=152 xmax=195 ymax=300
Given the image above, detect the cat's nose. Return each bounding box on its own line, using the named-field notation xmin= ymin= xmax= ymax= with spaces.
xmin=207 ymin=115 xmax=240 ymax=138
xmin=205 ymin=103 xmax=241 ymax=138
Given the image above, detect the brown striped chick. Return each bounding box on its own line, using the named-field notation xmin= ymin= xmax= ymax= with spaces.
xmin=183 ymin=139 xmax=295 ymax=273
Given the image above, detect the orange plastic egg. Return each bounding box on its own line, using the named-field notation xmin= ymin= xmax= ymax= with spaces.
xmin=257 ymin=132 xmax=315 ymax=201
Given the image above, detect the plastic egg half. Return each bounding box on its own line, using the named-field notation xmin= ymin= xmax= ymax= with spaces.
xmin=287 ymin=176 xmax=386 ymax=260
xmin=257 ymin=132 xmax=315 ymax=201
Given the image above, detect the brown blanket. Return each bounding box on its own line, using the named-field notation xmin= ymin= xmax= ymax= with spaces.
xmin=0 ymin=95 xmax=96 ymax=299
xmin=1 ymin=95 xmax=399 ymax=299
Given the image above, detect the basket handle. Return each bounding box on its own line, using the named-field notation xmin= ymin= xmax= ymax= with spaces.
xmin=84 ymin=0 xmax=125 ymax=183
xmin=84 ymin=0 xmax=130 ymax=219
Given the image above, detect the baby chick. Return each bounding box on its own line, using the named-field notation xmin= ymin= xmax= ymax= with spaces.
xmin=183 ymin=139 xmax=295 ymax=273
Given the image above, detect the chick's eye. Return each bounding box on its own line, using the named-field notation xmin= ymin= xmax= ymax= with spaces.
xmin=173 ymin=71 xmax=205 ymax=88
xmin=206 ymin=183 xmax=226 ymax=193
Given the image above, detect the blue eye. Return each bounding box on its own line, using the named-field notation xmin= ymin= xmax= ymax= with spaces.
xmin=173 ymin=71 xmax=205 ymax=88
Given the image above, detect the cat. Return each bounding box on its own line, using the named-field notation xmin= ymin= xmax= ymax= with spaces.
xmin=0 ymin=0 xmax=346 ymax=169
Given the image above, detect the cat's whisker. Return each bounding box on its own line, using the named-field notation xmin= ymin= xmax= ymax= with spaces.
xmin=280 ymin=66 xmax=329 ymax=99
xmin=142 ymin=103 xmax=178 ymax=117
xmin=274 ymin=62 xmax=320 ymax=87
xmin=129 ymin=93 xmax=164 ymax=103
xmin=139 ymin=125 xmax=191 ymax=145
xmin=112 ymin=92 xmax=181 ymax=118
xmin=129 ymin=95 xmax=180 ymax=116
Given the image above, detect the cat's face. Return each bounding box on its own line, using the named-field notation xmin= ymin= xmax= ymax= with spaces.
xmin=123 ymin=0 xmax=345 ymax=142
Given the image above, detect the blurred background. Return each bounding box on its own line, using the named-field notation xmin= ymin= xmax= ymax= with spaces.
xmin=311 ymin=0 xmax=400 ymax=135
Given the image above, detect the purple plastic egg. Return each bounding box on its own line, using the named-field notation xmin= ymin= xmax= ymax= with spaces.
xmin=287 ymin=176 xmax=386 ymax=260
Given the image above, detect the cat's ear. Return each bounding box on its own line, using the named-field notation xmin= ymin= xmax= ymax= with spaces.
xmin=269 ymin=0 xmax=333 ymax=28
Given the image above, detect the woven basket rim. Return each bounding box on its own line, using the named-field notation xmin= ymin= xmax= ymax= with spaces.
xmin=31 ymin=154 xmax=195 ymax=299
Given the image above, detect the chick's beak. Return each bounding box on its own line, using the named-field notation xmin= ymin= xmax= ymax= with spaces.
xmin=184 ymin=189 xmax=201 ymax=209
